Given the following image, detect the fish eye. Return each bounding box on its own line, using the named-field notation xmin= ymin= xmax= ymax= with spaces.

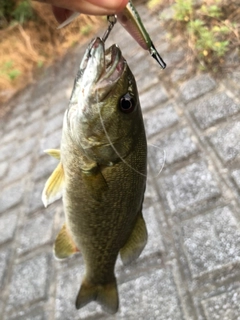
xmin=119 ymin=93 xmax=136 ymax=113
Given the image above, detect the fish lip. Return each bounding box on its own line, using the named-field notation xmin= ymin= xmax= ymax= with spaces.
xmin=88 ymin=37 xmax=125 ymax=86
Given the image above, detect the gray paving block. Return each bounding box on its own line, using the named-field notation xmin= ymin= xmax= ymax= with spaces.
xmin=17 ymin=210 xmax=54 ymax=255
xmin=201 ymin=286 xmax=240 ymax=320
xmin=141 ymin=205 xmax=165 ymax=258
xmin=27 ymin=179 xmax=47 ymax=214
xmin=0 ymin=246 xmax=12 ymax=288
xmin=140 ymin=84 xmax=169 ymax=112
xmin=9 ymin=306 xmax=46 ymax=320
xmin=0 ymin=210 xmax=18 ymax=244
xmin=180 ymin=75 xmax=216 ymax=102
xmin=181 ymin=206 xmax=240 ymax=278
xmin=16 ymin=137 xmax=38 ymax=160
xmin=158 ymin=161 xmax=220 ymax=215
xmin=232 ymin=169 xmax=240 ymax=191
xmin=32 ymin=154 xmax=58 ymax=181
xmin=44 ymin=112 xmax=63 ymax=136
xmin=7 ymin=253 xmax=50 ymax=310
xmin=148 ymin=127 xmax=198 ymax=168
xmin=0 ymin=140 xmax=17 ymax=162
xmin=143 ymin=103 xmax=179 ymax=138
xmin=5 ymin=156 xmax=32 ymax=184
xmin=0 ymin=182 xmax=24 ymax=214
xmin=0 ymin=162 xmax=8 ymax=179
xmin=21 ymin=119 xmax=42 ymax=138
xmin=47 ymin=97 xmax=68 ymax=118
xmin=208 ymin=121 xmax=240 ymax=163
xmin=55 ymin=263 xmax=99 ymax=320
xmin=39 ymin=129 xmax=61 ymax=154
xmin=190 ymin=92 xmax=240 ymax=129
xmin=113 ymin=268 xmax=184 ymax=320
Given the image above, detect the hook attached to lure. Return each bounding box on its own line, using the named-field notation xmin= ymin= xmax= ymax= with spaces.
xmin=102 ymin=15 xmax=117 ymax=43
xmin=116 ymin=1 xmax=166 ymax=69
xmin=57 ymin=1 xmax=166 ymax=69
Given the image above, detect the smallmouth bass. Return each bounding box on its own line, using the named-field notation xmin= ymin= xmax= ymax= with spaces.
xmin=42 ymin=37 xmax=147 ymax=314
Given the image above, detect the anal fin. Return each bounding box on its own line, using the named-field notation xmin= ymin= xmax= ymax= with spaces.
xmin=120 ymin=212 xmax=148 ymax=265
xmin=54 ymin=223 xmax=79 ymax=259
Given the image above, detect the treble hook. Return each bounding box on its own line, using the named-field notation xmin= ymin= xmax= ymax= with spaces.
xmin=102 ymin=15 xmax=117 ymax=43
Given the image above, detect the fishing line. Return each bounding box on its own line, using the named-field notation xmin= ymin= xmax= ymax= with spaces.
xmin=147 ymin=144 xmax=166 ymax=178
xmin=96 ymin=89 xmax=166 ymax=178
xmin=96 ymin=89 xmax=147 ymax=178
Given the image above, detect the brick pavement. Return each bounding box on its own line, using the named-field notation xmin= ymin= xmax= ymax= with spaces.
xmin=0 ymin=4 xmax=240 ymax=320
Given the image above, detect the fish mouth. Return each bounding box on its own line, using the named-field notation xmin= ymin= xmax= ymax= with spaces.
xmin=82 ymin=37 xmax=126 ymax=89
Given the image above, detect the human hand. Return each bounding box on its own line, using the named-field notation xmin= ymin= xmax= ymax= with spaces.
xmin=34 ymin=0 xmax=129 ymax=24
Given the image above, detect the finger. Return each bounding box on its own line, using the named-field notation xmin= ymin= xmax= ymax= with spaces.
xmin=36 ymin=0 xmax=128 ymax=15
xmin=52 ymin=6 xmax=73 ymax=24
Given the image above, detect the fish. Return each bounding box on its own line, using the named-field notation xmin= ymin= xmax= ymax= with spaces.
xmin=57 ymin=1 xmax=166 ymax=69
xmin=42 ymin=37 xmax=148 ymax=314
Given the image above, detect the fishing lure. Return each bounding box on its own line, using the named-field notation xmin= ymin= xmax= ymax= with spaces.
xmin=58 ymin=1 xmax=166 ymax=69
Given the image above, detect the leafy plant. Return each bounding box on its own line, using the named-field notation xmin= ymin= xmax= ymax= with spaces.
xmin=0 ymin=0 xmax=34 ymax=28
xmin=148 ymin=0 xmax=239 ymax=72
xmin=12 ymin=0 xmax=34 ymax=24
xmin=0 ymin=61 xmax=21 ymax=81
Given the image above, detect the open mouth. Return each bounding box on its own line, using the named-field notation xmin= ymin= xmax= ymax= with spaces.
xmin=87 ymin=37 xmax=126 ymax=86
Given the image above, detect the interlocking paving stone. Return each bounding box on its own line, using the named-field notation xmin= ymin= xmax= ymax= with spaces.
xmin=39 ymin=129 xmax=61 ymax=154
xmin=7 ymin=253 xmax=50 ymax=310
xmin=180 ymin=75 xmax=216 ymax=102
xmin=55 ymin=263 xmax=92 ymax=320
xmin=9 ymin=306 xmax=47 ymax=320
xmin=5 ymin=156 xmax=32 ymax=184
xmin=0 ymin=182 xmax=24 ymax=214
xmin=44 ymin=112 xmax=64 ymax=136
xmin=201 ymin=286 xmax=240 ymax=320
xmin=27 ymin=178 xmax=47 ymax=214
xmin=0 ymin=210 xmax=18 ymax=244
xmin=15 ymin=137 xmax=38 ymax=160
xmin=208 ymin=121 xmax=240 ymax=164
xmin=158 ymin=161 xmax=220 ymax=215
xmin=143 ymin=103 xmax=179 ymax=138
xmin=0 ymin=246 xmax=12 ymax=288
xmin=190 ymin=92 xmax=240 ymax=129
xmin=148 ymin=127 xmax=198 ymax=167
xmin=0 ymin=141 xmax=17 ymax=162
xmin=181 ymin=206 xmax=240 ymax=278
xmin=140 ymin=84 xmax=169 ymax=111
xmin=231 ymin=169 xmax=240 ymax=191
xmin=32 ymin=154 xmax=58 ymax=181
xmin=0 ymin=162 xmax=8 ymax=179
xmin=21 ymin=119 xmax=42 ymax=138
xmin=141 ymin=205 xmax=165 ymax=257
xmin=17 ymin=210 xmax=54 ymax=255
xmin=112 ymin=268 xmax=184 ymax=320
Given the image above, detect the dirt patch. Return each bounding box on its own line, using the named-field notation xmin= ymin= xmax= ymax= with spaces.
xmin=0 ymin=2 xmax=103 ymax=104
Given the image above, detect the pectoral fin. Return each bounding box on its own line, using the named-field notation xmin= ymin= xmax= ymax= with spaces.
xmin=120 ymin=212 xmax=148 ymax=265
xmin=54 ymin=223 xmax=79 ymax=259
xmin=44 ymin=149 xmax=61 ymax=160
xmin=41 ymin=162 xmax=64 ymax=207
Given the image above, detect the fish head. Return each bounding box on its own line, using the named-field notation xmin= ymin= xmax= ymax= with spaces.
xmin=67 ymin=37 xmax=144 ymax=165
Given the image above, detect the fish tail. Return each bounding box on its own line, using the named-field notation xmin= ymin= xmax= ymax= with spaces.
xmin=75 ymin=278 xmax=119 ymax=314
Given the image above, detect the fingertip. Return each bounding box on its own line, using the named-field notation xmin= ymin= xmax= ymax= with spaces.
xmin=52 ymin=5 xmax=74 ymax=24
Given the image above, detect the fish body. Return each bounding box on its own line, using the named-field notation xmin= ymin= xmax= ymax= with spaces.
xmin=42 ymin=37 xmax=147 ymax=314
